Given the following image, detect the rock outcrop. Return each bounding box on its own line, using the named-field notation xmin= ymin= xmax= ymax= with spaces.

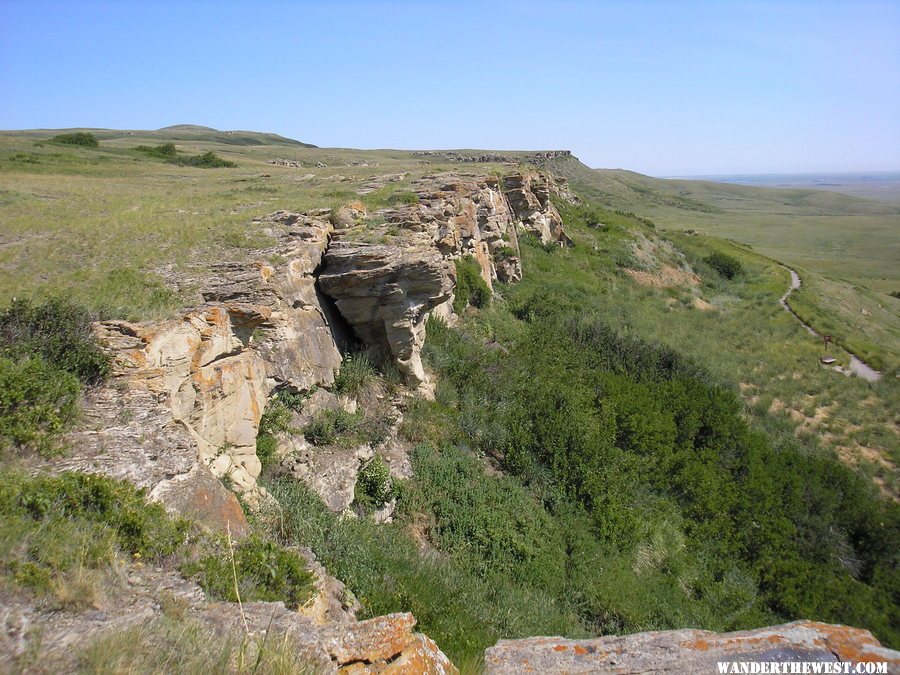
xmin=484 ymin=621 xmax=900 ymax=674
xmin=1 ymin=556 xmax=456 ymax=674
xmin=320 ymin=170 xmax=571 ymax=391
xmin=59 ymin=211 xmax=343 ymax=513
xmin=320 ymin=238 xmax=456 ymax=391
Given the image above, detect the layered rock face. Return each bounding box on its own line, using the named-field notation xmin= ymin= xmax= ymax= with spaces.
xmin=484 ymin=621 xmax=900 ymax=674
xmin=62 ymin=211 xmax=343 ymax=513
xmin=319 ymin=238 xmax=456 ymax=390
xmin=63 ymin=170 xmax=572 ymax=517
xmin=320 ymin=170 xmax=572 ymax=392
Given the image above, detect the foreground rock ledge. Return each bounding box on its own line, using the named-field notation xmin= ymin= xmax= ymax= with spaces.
xmin=484 ymin=621 xmax=900 ymax=674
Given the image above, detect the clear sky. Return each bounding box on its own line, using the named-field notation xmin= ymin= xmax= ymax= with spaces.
xmin=1 ymin=0 xmax=898 ymax=175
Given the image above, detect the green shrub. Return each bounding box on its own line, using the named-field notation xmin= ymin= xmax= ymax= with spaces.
xmin=183 ymin=534 xmax=314 ymax=608
xmin=303 ymin=409 xmax=362 ymax=446
xmin=49 ymin=132 xmax=99 ymax=147
xmin=256 ymin=389 xmax=308 ymax=471
xmin=355 ymin=455 xmax=393 ymax=506
xmin=421 ymin=299 xmax=900 ymax=647
xmin=403 ymin=444 xmax=567 ymax=593
xmin=703 ymin=251 xmax=744 ymax=280
xmin=0 ymin=471 xmax=188 ymax=598
xmin=0 ymin=297 xmax=110 ymax=384
xmin=453 ymin=256 xmax=491 ymax=314
xmin=171 ymin=151 xmax=237 ymax=168
xmin=135 ymin=144 xmax=236 ymax=168
xmin=0 ymin=297 xmax=109 ymax=455
xmin=265 ymin=478 xmax=584 ymax=667
xmin=0 ymin=356 xmax=79 ymax=455
xmin=135 ymin=142 xmax=177 ymax=159
xmin=493 ymin=245 xmax=517 ymax=261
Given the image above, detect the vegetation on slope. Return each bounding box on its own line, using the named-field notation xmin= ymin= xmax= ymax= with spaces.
xmin=258 ymin=200 xmax=898 ymax=667
xmin=0 ymin=471 xmax=187 ymax=608
xmin=0 ymin=298 xmax=110 ymax=455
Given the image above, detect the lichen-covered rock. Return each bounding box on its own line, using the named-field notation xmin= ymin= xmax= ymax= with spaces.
xmin=483 ymin=621 xmax=900 ymax=674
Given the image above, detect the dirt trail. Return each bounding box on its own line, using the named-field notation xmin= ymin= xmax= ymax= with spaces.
xmin=778 ymin=265 xmax=881 ymax=382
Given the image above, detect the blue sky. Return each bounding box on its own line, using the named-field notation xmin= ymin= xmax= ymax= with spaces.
xmin=1 ymin=1 xmax=898 ymax=175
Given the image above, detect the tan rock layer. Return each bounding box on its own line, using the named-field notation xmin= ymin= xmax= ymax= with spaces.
xmin=320 ymin=170 xmax=572 ymax=392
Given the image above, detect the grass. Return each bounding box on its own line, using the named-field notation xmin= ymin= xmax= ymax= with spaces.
xmin=544 ymin=157 xmax=900 ymax=370
xmin=510 ymin=202 xmax=900 ymax=496
xmin=0 ymin=130 xmax=514 ymax=319
xmin=79 ymin=613 xmax=317 ymax=674
xmin=181 ymin=533 xmax=315 ymax=608
xmin=264 ymin=477 xmax=586 ymax=669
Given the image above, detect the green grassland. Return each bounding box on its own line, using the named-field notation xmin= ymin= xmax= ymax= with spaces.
xmin=0 ymin=128 xmax=527 ymax=318
xmin=537 ymin=155 xmax=900 ymax=376
xmin=1 ymin=127 xmax=895 ymax=489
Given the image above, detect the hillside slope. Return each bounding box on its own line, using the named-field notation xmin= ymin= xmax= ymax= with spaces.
xmin=1 ymin=129 xmax=898 ymax=671
xmin=6 ymin=124 xmax=316 ymax=147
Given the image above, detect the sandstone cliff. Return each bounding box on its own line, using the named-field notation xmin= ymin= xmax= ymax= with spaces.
xmin=37 ymin=168 xmax=571 ymax=672
xmin=39 ymin=166 xmax=900 ymax=674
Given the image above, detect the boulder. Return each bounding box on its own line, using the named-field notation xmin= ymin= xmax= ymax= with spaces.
xmin=484 ymin=621 xmax=900 ymax=674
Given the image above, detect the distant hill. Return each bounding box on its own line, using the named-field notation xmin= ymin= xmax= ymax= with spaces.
xmin=532 ymin=153 xmax=900 ymax=218
xmin=8 ymin=125 xmax=316 ymax=148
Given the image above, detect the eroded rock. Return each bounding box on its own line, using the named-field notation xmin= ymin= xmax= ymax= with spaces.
xmin=60 ymin=212 xmax=343 ymax=516
xmin=320 ymin=238 xmax=456 ymax=391
xmin=484 ymin=621 xmax=900 ymax=674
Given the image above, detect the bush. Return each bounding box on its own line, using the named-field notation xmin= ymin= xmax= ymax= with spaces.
xmin=183 ymin=534 xmax=314 ymax=608
xmin=265 ymin=477 xmax=584 ymax=667
xmin=0 ymin=356 xmax=79 ymax=455
xmin=703 ymin=251 xmax=744 ymax=280
xmin=49 ymin=132 xmax=99 ymax=147
xmin=355 ymin=455 xmax=393 ymax=506
xmin=135 ymin=143 xmax=177 ymax=159
xmin=421 ymin=299 xmax=900 ymax=646
xmin=303 ymin=409 xmax=362 ymax=446
xmin=256 ymin=389 xmax=308 ymax=471
xmin=171 ymin=151 xmax=237 ymax=168
xmin=0 ymin=297 xmax=110 ymax=455
xmin=0 ymin=471 xmax=188 ymax=600
xmin=402 ymin=444 xmax=567 ymax=593
xmin=453 ymin=256 xmax=491 ymax=314
xmin=493 ymin=245 xmax=517 ymax=262
xmin=0 ymin=297 xmax=110 ymax=384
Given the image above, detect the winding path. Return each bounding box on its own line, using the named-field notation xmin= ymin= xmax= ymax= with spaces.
xmin=778 ymin=265 xmax=881 ymax=382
